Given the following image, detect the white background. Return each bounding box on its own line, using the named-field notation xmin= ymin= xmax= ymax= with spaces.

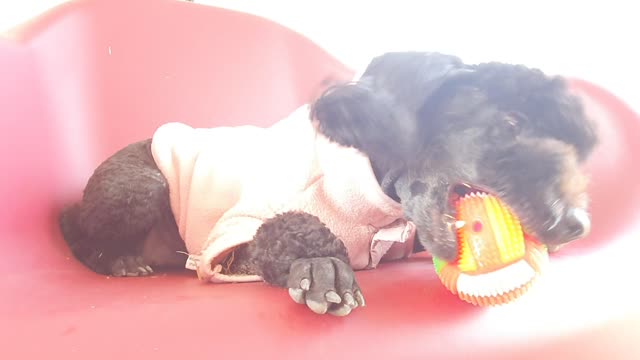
xmin=2 ymin=0 xmax=638 ymax=112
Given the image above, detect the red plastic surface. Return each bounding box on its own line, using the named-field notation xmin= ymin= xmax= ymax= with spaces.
xmin=1 ymin=0 xmax=639 ymax=358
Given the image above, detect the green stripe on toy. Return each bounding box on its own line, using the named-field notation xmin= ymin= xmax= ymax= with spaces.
xmin=433 ymin=256 xmax=446 ymax=275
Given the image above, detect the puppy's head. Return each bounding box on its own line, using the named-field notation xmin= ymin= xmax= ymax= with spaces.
xmin=311 ymin=52 xmax=599 ymax=260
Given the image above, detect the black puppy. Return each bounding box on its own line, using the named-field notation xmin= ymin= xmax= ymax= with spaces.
xmin=59 ymin=52 xmax=598 ymax=316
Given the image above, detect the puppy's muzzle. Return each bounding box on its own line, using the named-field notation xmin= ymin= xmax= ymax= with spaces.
xmin=548 ymin=207 xmax=591 ymax=244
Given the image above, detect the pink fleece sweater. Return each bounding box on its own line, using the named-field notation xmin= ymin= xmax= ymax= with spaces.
xmin=151 ymin=105 xmax=416 ymax=283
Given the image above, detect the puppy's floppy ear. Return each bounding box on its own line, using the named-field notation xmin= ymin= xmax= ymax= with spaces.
xmin=310 ymin=52 xmax=470 ymax=169
xmin=361 ymin=52 xmax=469 ymax=112
xmin=310 ymin=81 xmax=404 ymax=159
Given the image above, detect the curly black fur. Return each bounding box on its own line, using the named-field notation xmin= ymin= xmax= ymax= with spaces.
xmin=59 ymin=139 xmax=185 ymax=274
xmin=235 ymin=212 xmax=350 ymax=287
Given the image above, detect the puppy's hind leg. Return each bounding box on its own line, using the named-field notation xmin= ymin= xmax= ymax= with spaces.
xmin=59 ymin=139 xmax=184 ymax=276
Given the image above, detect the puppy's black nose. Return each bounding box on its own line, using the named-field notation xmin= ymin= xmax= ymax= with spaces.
xmin=564 ymin=208 xmax=591 ymax=240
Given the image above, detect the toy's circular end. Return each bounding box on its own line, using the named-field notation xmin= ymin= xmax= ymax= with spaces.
xmin=433 ymin=192 xmax=549 ymax=306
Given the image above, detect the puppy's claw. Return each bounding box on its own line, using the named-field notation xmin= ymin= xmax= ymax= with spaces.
xmin=306 ymin=299 xmax=328 ymax=315
xmin=355 ymin=290 xmax=366 ymax=307
xmin=300 ymin=278 xmax=311 ymax=291
xmin=329 ymin=303 xmax=353 ymax=317
xmin=288 ymin=288 xmax=306 ymax=304
xmin=343 ymin=292 xmax=357 ymax=308
xmin=325 ymin=290 xmax=341 ymax=304
xmin=113 ymin=268 xmax=126 ymax=277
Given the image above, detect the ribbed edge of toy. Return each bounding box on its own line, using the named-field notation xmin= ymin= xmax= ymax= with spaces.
xmin=437 ymin=262 xmax=460 ymax=294
xmin=435 ymin=241 xmax=549 ymax=306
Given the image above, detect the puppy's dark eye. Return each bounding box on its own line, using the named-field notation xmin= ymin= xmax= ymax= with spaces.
xmin=410 ymin=181 xmax=428 ymax=196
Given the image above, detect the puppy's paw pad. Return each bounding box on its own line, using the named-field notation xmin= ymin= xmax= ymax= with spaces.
xmin=110 ymin=256 xmax=153 ymax=277
xmin=287 ymin=257 xmax=364 ymax=316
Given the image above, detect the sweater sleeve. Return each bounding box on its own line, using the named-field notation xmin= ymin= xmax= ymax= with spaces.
xmin=195 ymin=210 xmax=266 ymax=283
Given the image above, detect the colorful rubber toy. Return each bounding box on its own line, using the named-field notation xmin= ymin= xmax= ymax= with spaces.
xmin=433 ymin=192 xmax=549 ymax=306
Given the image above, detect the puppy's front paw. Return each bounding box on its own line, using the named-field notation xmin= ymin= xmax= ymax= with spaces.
xmin=287 ymin=257 xmax=365 ymax=316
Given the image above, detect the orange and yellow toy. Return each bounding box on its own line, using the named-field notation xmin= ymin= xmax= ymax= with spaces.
xmin=433 ymin=192 xmax=549 ymax=306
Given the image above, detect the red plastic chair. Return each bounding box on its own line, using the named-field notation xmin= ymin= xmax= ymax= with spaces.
xmin=1 ymin=0 xmax=639 ymax=358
